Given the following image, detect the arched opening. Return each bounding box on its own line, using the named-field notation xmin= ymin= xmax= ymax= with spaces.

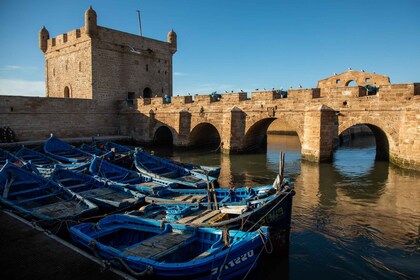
xmin=245 ymin=118 xmax=301 ymax=157
xmin=334 ymin=124 xmax=389 ymax=176
xmin=345 ymin=80 xmax=357 ymax=86
xmin=64 ymin=86 xmax=70 ymax=98
xmin=143 ymin=87 xmax=152 ymax=98
xmin=153 ymin=126 xmax=173 ymax=146
xmin=188 ymin=123 xmax=221 ymax=150
xmin=244 ymin=118 xmax=277 ymax=151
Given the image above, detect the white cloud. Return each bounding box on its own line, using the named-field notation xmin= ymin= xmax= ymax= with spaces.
xmin=0 ymin=65 xmax=37 ymax=72
xmin=5 ymin=65 xmax=22 ymax=70
xmin=0 ymin=79 xmax=45 ymax=97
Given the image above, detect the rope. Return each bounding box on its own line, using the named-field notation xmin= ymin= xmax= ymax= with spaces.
xmin=246 ymin=190 xmax=292 ymax=233
xmin=258 ymin=228 xmax=273 ymax=254
xmin=105 ymin=258 xmax=153 ymax=277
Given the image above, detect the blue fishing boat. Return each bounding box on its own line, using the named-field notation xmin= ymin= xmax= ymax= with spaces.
xmin=0 ymin=148 xmax=40 ymax=174
xmin=134 ymin=149 xmax=212 ymax=189
xmin=70 ymin=214 xmax=270 ymax=279
xmin=89 ymin=156 xmax=174 ymax=194
xmin=14 ymin=146 xmax=89 ymax=175
xmin=92 ymin=139 xmax=134 ymax=155
xmin=79 ymin=143 xmax=113 ymax=158
xmin=44 ymin=134 xmax=92 ymax=163
xmin=134 ymin=179 xmax=294 ymax=231
xmin=50 ymin=167 xmax=145 ymax=210
xmin=81 ymin=142 xmax=133 ymax=168
xmin=93 ymin=139 xmax=221 ymax=179
xmin=0 ymin=162 xmax=97 ymax=223
xmin=15 ymin=146 xmax=60 ymax=166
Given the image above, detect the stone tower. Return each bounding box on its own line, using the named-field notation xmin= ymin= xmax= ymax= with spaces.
xmin=167 ymin=29 xmax=177 ymax=54
xmin=39 ymin=26 xmax=49 ymax=53
xmin=84 ymin=6 xmax=97 ymax=37
xmin=40 ymin=7 xmax=176 ymax=103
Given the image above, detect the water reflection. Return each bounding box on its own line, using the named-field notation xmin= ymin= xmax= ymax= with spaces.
xmin=146 ymin=135 xmax=420 ymax=279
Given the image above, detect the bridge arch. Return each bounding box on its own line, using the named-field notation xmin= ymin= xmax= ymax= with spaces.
xmin=244 ymin=117 xmax=303 ymax=151
xmin=188 ymin=122 xmax=221 ymax=149
xmin=153 ymin=125 xmax=174 ymax=145
xmin=339 ymin=122 xmax=393 ymax=161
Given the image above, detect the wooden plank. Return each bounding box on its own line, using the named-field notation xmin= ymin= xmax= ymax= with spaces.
xmin=173 ymin=195 xmax=192 ymax=201
xmin=190 ymin=210 xmax=220 ymax=225
xmin=176 ymin=210 xmax=212 ymax=224
xmin=124 ymin=232 xmax=193 ymax=260
xmin=220 ymin=205 xmax=248 ymax=215
xmin=56 ymin=178 xmax=75 ymax=183
xmin=67 ymin=183 xmax=89 ymax=189
xmin=184 ymin=195 xmax=206 ymax=203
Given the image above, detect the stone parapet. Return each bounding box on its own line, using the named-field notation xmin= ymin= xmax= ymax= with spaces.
xmin=171 ymin=96 xmax=193 ymax=106
xmin=320 ymin=86 xmax=366 ymax=98
xmin=251 ymin=90 xmax=282 ymax=101
xmin=220 ymin=92 xmax=248 ymax=103
xmin=288 ymin=88 xmax=320 ymax=100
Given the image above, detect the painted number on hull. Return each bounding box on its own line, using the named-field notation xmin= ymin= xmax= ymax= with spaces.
xmin=211 ymin=250 xmax=254 ymax=275
xmin=262 ymin=207 xmax=284 ymax=224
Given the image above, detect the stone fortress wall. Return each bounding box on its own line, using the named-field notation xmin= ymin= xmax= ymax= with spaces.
xmin=1 ymin=7 xmax=419 ymax=171
xmin=1 ymin=6 xmax=176 ymax=141
xmin=117 ymin=70 xmax=420 ymax=170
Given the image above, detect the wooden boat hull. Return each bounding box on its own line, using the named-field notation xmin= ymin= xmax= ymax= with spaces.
xmin=0 ymin=148 xmax=40 ymax=175
xmin=134 ymin=184 xmax=295 ymax=256
xmin=14 ymin=146 xmax=89 ymax=176
xmin=134 ymin=149 xmax=211 ymax=189
xmin=0 ymin=162 xmax=97 ymax=223
xmin=92 ymin=140 xmax=220 ymax=179
xmin=70 ymin=214 xmax=269 ymax=279
xmin=137 ymin=185 xmax=294 ymax=230
xmin=89 ymin=156 xmax=174 ymax=194
xmin=44 ymin=134 xmax=92 ymax=163
xmin=51 ymin=167 xmax=146 ymax=210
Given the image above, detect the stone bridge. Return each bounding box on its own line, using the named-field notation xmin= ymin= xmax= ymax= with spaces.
xmin=119 ymin=70 xmax=420 ymax=171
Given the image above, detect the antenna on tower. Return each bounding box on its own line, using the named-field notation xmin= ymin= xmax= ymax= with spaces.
xmin=136 ymin=10 xmax=143 ymax=36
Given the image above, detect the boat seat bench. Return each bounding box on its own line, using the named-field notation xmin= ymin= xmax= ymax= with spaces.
xmin=123 ymin=232 xmax=196 ymax=260
xmin=177 ymin=210 xmax=221 ymax=225
xmin=14 ymin=191 xmax=60 ymax=204
xmin=8 ymin=185 xmax=49 ymax=197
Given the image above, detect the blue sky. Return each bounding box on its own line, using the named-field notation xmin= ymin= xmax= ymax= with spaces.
xmin=0 ymin=0 xmax=419 ymax=96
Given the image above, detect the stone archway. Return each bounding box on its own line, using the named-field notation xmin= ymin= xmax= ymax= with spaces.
xmin=338 ymin=123 xmax=390 ymax=161
xmin=188 ymin=123 xmax=221 ymax=149
xmin=153 ymin=125 xmax=173 ymax=145
xmin=64 ymin=86 xmax=71 ymax=98
xmin=143 ymin=87 xmax=152 ymax=98
xmin=244 ymin=116 xmax=303 ymax=152
xmin=243 ymin=118 xmax=276 ymax=151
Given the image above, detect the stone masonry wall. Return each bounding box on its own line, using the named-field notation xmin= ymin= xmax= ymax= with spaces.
xmin=0 ymin=96 xmax=120 ymax=141
xmin=118 ymin=76 xmax=420 ymax=170
xmin=91 ymin=27 xmax=173 ymax=106
xmin=45 ymin=28 xmax=93 ymax=99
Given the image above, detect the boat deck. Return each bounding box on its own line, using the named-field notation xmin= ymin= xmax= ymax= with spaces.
xmin=124 ymin=232 xmax=194 ymax=260
xmin=78 ymin=188 xmax=136 ymax=204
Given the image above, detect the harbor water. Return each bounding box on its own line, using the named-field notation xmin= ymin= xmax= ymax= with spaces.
xmin=148 ymin=134 xmax=420 ymax=280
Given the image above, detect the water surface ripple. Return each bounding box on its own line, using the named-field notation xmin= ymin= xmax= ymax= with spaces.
xmin=148 ymin=135 xmax=420 ymax=279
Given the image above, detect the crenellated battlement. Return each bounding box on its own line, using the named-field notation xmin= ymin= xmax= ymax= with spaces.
xmin=45 ymin=28 xmax=87 ymax=52
xmin=40 ymin=6 xmax=176 ymax=102
xmin=125 ymin=80 xmax=418 ymax=111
